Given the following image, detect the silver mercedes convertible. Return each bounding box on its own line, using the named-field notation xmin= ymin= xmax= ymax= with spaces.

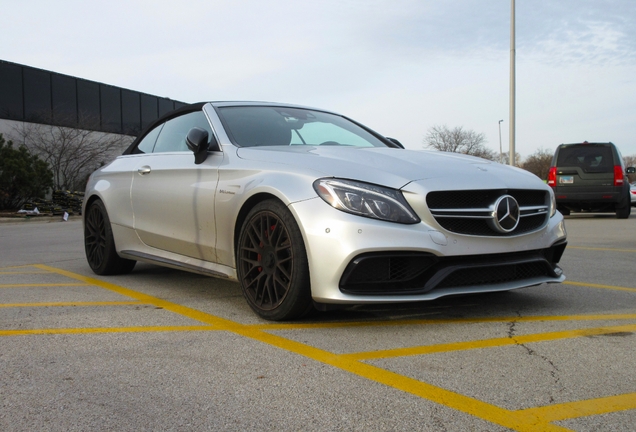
xmin=83 ymin=102 xmax=567 ymax=320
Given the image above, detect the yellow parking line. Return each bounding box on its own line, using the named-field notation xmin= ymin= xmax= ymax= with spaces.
xmin=222 ymin=325 xmax=568 ymax=431
xmin=33 ymin=264 xmax=570 ymax=431
xmin=0 ymin=301 xmax=144 ymax=308
xmin=33 ymin=265 xmax=243 ymax=330
xmin=568 ymin=246 xmax=636 ymax=253
xmin=0 ymin=325 xmax=217 ymax=336
xmin=249 ymin=314 xmax=636 ymax=331
xmin=342 ymin=323 xmax=636 ymax=360
xmin=518 ymin=393 xmax=636 ymax=422
xmin=564 ymin=281 xmax=636 ymax=293
xmin=0 ymin=283 xmax=89 ymax=288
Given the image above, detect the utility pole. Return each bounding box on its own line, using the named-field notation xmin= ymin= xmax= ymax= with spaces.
xmin=509 ymin=0 xmax=516 ymax=166
xmin=498 ymin=119 xmax=504 ymax=163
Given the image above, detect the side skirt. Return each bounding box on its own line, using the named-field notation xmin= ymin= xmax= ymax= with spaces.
xmin=120 ymin=250 xmax=235 ymax=280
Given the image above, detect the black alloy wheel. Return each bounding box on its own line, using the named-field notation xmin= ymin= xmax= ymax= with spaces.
xmin=84 ymin=200 xmax=136 ymax=275
xmin=237 ymin=200 xmax=312 ymax=321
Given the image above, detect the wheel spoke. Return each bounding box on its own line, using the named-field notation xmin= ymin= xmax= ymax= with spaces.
xmin=276 ymin=261 xmax=292 ymax=281
xmin=255 ymin=273 xmax=270 ymax=307
xmin=240 ymin=257 xmax=263 ymax=280
xmin=245 ymin=225 xmax=260 ymax=249
xmin=271 ymin=224 xmax=286 ymax=248
xmin=267 ymin=276 xmax=278 ymax=305
xmin=244 ymin=270 xmax=266 ymax=293
xmin=250 ymin=219 xmax=266 ymax=246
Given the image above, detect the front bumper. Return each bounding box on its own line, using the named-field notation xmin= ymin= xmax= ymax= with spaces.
xmin=290 ymin=197 xmax=567 ymax=304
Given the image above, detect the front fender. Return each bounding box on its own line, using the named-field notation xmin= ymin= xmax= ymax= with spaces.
xmin=214 ymin=167 xmax=320 ymax=267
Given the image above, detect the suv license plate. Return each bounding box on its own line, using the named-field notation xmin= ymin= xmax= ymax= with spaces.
xmin=559 ymin=176 xmax=574 ymax=184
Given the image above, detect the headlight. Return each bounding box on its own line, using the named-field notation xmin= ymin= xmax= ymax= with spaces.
xmin=313 ymin=178 xmax=420 ymax=224
xmin=548 ymin=187 xmax=556 ymax=217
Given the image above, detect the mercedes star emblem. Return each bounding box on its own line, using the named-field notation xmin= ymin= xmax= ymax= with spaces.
xmin=490 ymin=195 xmax=520 ymax=233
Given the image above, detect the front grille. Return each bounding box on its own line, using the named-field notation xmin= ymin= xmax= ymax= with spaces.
xmin=426 ymin=189 xmax=549 ymax=237
xmin=427 ymin=189 xmax=546 ymax=208
xmin=435 ymin=214 xmax=546 ymax=236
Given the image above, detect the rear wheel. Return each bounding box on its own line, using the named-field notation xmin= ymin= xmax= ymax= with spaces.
xmin=616 ymin=194 xmax=631 ymax=219
xmin=237 ymin=200 xmax=312 ymax=321
xmin=84 ymin=200 xmax=136 ymax=275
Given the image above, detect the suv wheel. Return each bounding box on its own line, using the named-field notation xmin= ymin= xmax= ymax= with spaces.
xmin=616 ymin=197 xmax=631 ymax=219
xmin=558 ymin=206 xmax=571 ymax=216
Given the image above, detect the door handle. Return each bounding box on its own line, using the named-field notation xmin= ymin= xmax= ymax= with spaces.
xmin=137 ymin=166 xmax=151 ymax=175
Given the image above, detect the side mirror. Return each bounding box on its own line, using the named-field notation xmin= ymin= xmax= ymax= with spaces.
xmin=626 ymin=167 xmax=635 ymax=174
xmin=186 ymin=127 xmax=210 ymax=164
xmin=386 ymin=137 xmax=404 ymax=149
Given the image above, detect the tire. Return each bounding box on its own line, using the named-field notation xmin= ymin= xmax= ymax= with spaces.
xmin=84 ymin=200 xmax=136 ymax=275
xmin=616 ymin=194 xmax=631 ymax=219
xmin=557 ymin=206 xmax=570 ymax=216
xmin=237 ymin=200 xmax=312 ymax=321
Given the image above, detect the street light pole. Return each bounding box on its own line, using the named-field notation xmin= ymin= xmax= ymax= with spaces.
xmin=498 ymin=119 xmax=504 ymax=163
xmin=509 ymin=0 xmax=516 ymax=166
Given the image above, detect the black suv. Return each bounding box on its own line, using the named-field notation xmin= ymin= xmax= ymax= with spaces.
xmin=548 ymin=142 xmax=635 ymax=218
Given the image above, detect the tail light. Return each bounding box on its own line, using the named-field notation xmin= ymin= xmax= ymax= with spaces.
xmin=614 ymin=166 xmax=624 ymax=186
xmin=547 ymin=167 xmax=557 ymax=186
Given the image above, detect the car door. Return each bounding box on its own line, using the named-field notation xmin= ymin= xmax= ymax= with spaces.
xmin=131 ymin=110 xmax=222 ymax=262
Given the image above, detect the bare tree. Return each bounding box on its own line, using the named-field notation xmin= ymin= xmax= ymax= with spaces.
xmin=500 ymin=151 xmax=524 ymax=168
xmin=10 ymin=121 xmax=133 ymax=191
xmin=522 ymin=147 xmax=553 ymax=180
xmin=423 ymin=125 xmax=496 ymax=160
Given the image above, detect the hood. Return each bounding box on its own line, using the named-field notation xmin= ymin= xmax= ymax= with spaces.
xmin=235 ymin=146 xmax=543 ymax=190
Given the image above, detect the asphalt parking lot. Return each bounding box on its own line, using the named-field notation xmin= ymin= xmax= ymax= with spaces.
xmin=1 ymin=213 xmax=635 ymax=431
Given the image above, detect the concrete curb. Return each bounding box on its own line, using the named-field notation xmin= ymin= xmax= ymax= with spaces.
xmin=0 ymin=215 xmax=82 ymax=225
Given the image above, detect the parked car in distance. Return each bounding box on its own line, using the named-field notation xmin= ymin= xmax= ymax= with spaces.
xmin=631 ymin=182 xmax=636 ymax=206
xmin=84 ymin=101 xmax=567 ymax=321
xmin=547 ymin=142 xmax=636 ymax=218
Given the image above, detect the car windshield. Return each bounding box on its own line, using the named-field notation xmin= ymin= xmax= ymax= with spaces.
xmin=216 ymin=106 xmax=388 ymax=148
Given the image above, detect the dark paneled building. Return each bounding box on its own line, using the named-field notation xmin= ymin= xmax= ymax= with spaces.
xmin=0 ymin=60 xmax=186 ymax=136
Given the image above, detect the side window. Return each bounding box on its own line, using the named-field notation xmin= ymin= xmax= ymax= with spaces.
xmin=153 ymin=111 xmax=213 ymax=153
xmin=135 ymin=125 xmax=163 ymax=153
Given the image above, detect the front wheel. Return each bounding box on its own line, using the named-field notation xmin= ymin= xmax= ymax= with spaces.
xmin=237 ymin=200 xmax=312 ymax=321
xmin=84 ymin=199 xmax=136 ymax=275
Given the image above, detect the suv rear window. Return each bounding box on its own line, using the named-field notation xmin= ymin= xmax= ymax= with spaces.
xmin=556 ymin=144 xmax=614 ymax=173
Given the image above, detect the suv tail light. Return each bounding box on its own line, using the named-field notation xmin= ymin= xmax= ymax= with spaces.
xmin=614 ymin=166 xmax=624 ymax=186
xmin=547 ymin=167 xmax=557 ymax=186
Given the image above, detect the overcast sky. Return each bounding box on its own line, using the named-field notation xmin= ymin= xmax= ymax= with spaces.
xmin=4 ymin=0 xmax=636 ymax=159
